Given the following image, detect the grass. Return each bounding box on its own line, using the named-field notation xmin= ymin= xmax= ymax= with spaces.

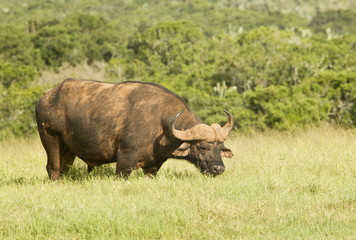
xmin=0 ymin=126 xmax=355 ymax=239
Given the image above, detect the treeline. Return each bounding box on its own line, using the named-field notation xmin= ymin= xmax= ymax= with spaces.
xmin=0 ymin=1 xmax=356 ymax=138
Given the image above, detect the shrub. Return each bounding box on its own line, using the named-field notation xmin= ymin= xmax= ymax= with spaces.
xmin=309 ymin=9 xmax=356 ymax=35
xmin=0 ymin=25 xmax=43 ymax=68
xmin=31 ymin=25 xmax=85 ymax=68
xmin=0 ymin=61 xmax=46 ymax=139
xmin=303 ymin=70 xmax=356 ymax=126
xmin=31 ymin=14 xmax=128 ymax=68
xmin=0 ymin=84 xmax=45 ymax=139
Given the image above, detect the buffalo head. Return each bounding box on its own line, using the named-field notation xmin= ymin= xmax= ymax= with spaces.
xmin=170 ymin=110 xmax=234 ymax=176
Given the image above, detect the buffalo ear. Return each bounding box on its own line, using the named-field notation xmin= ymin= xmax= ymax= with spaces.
xmin=172 ymin=142 xmax=191 ymax=157
xmin=221 ymin=146 xmax=233 ymax=158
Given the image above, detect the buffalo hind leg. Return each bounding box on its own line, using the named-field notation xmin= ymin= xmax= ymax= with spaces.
xmin=60 ymin=145 xmax=75 ymax=176
xmin=38 ymin=132 xmax=61 ymax=181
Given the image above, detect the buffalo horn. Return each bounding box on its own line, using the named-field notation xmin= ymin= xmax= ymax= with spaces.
xmin=209 ymin=111 xmax=234 ymax=142
xmin=221 ymin=110 xmax=234 ymax=140
xmin=169 ymin=109 xmax=214 ymax=141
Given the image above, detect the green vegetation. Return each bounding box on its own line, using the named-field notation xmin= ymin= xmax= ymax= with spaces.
xmin=0 ymin=127 xmax=355 ymax=239
xmin=0 ymin=61 xmax=43 ymax=138
xmin=0 ymin=0 xmax=356 ymax=138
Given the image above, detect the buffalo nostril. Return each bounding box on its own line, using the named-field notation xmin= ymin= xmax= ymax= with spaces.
xmin=213 ymin=165 xmax=225 ymax=174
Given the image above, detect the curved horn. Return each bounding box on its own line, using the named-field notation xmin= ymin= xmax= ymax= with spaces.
xmin=223 ymin=110 xmax=234 ymax=133
xmin=210 ymin=111 xmax=234 ymax=142
xmin=169 ymin=109 xmax=184 ymax=132
xmin=219 ymin=110 xmax=234 ymax=141
xmin=169 ymin=109 xmax=214 ymax=141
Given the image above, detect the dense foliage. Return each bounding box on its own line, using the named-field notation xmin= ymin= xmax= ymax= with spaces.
xmin=0 ymin=61 xmax=43 ymax=138
xmin=0 ymin=1 xmax=355 ymax=138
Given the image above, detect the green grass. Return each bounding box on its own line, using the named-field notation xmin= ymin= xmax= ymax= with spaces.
xmin=0 ymin=126 xmax=355 ymax=239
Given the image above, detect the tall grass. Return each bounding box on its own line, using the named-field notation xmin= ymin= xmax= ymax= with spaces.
xmin=0 ymin=126 xmax=355 ymax=239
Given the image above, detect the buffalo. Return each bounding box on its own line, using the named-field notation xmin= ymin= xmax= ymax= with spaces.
xmin=35 ymin=79 xmax=233 ymax=180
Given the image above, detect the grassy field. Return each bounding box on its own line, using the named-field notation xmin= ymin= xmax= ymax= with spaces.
xmin=0 ymin=126 xmax=355 ymax=239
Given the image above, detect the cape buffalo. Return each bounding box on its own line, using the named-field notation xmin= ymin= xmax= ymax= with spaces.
xmin=35 ymin=79 xmax=234 ymax=180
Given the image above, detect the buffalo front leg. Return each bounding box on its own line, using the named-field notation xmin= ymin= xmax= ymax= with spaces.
xmin=87 ymin=165 xmax=94 ymax=173
xmin=143 ymin=160 xmax=165 ymax=178
xmin=115 ymin=150 xmax=140 ymax=178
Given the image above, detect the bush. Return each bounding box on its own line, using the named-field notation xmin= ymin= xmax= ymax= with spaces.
xmin=0 ymin=25 xmax=43 ymax=68
xmin=309 ymin=9 xmax=356 ymax=35
xmin=0 ymin=62 xmax=38 ymax=88
xmin=31 ymin=25 xmax=85 ymax=67
xmin=303 ymin=70 xmax=356 ymax=126
xmin=242 ymin=85 xmax=328 ymax=130
xmin=0 ymin=61 xmax=46 ymax=139
xmin=0 ymin=85 xmax=45 ymax=139
xmin=30 ymin=14 xmax=128 ymax=68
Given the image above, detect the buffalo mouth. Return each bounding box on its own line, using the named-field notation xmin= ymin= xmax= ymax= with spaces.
xmin=201 ymin=164 xmax=226 ymax=176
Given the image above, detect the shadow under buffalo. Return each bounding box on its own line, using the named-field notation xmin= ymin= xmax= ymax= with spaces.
xmin=0 ymin=166 xmax=200 ymax=186
xmin=64 ymin=165 xmax=117 ymax=181
xmin=64 ymin=166 xmax=199 ymax=181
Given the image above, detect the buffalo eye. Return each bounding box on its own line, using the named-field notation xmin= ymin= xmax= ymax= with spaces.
xmin=199 ymin=148 xmax=208 ymax=155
